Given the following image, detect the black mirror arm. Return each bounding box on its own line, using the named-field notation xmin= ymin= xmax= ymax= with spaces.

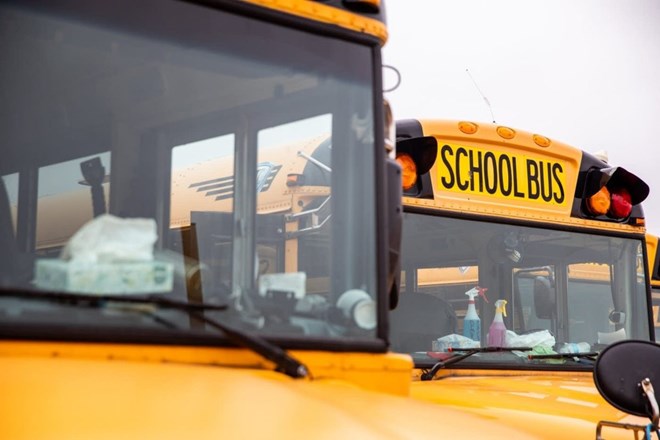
xmin=641 ymin=378 xmax=659 ymax=431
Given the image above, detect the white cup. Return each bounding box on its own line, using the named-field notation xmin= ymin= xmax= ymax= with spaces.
xmin=336 ymin=289 xmax=376 ymax=330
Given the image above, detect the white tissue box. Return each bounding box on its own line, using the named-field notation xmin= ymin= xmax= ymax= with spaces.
xmin=35 ymin=259 xmax=173 ymax=294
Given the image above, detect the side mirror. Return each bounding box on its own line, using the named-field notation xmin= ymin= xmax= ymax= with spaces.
xmin=593 ymin=340 xmax=660 ymax=437
xmin=385 ymin=157 xmax=402 ymax=310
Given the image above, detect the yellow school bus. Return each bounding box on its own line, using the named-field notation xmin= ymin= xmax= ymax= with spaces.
xmin=0 ymin=2 xmax=538 ymax=439
xmin=391 ymin=119 xmax=655 ymax=438
xmin=647 ymin=233 xmax=660 ymax=338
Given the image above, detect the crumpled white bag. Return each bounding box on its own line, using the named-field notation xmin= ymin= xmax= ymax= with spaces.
xmin=505 ymin=329 xmax=555 ymax=348
xmin=61 ymin=214 xmax=157 ymax=264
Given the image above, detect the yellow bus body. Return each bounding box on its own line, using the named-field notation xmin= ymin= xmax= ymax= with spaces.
xmin=243 ymin=0 xmax=388 ymax=43
xmin=1 ymin=341 xmax=537 ymax=440
xmin=411 ymin=370 xmax=646 ymax=439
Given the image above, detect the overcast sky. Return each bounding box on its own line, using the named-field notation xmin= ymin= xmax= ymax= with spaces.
xmin=383 ymin=0 xmax=660 ymax=234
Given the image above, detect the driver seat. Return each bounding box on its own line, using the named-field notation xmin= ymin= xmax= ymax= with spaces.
xmin=390 ymin=292 xmax=457 ymax=353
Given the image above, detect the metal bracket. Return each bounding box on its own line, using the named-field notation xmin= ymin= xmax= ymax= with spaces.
xmin=596 ymin=377 xmax=659 ymax=440
xmin=284 ymin=196 xmax=331 ymax=239
xmin=641 ymin=377 xmax=659 ymax=431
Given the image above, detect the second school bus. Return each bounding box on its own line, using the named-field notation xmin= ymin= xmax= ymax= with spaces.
xmin=391 ymin=119 xmax=655 ymax=439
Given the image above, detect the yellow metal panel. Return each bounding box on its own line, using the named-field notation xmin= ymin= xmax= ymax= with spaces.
xmin=0 ymin=341 xmax=412 ymax=396
xmin=240 ymin=0 xmax=388 ymax=43
xmin=403 ymin=195 xmax=645 ymax=234
xmin=0 ymin=342 xmax=537 ymax=439
xmin=410 ymin=369 xmax=648 ymax=439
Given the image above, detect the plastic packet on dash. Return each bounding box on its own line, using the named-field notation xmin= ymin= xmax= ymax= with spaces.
xmin=558 ymin=342 xmax=591 ymax=354
xmin=432 ymin=334 xmax=481 ymax=352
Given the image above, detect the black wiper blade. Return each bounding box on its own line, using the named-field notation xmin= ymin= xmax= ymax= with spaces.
xmin=186 ymin=309 xmax=308 ymax=379
xmin=421 ymin=346 xmax=533 ymax=381
xmin=0 ymin=287 xmax=228 ymax=311
xmin=0 ymin=287 xmax=309 ymax=379
xmin=528 ymin=351 xmax=599 ymax=362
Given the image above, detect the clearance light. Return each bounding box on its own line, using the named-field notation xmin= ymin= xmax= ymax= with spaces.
xmin=286 ymin=173 xmax=304 ymax=186
xmin=458 ymin=121 xmax=478 ymax=134
xmin=609 ymin=188 xmax=632 ymax=219
xmin=533 ymin=134 xmax=552 ymax=147
xmin=633 ymin=218 xmax=645 ymax=226
xmin=496 ymin=126 xmax=516 ymax=139
xmin=587 ymin=186 xmax=611 ymax=216
xmin=396 ymin=153 xmax=417 ymax=190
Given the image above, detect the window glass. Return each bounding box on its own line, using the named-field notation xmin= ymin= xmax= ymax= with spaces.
xmin=566 ymin=263 xmax=614 ymax=342
xmin=36 ymin=152 xmax=111 ymax=254
xmin=1 ymin=174 xmax=18 ymax=234
xmin=393 ymin=212 xmax=651 ymax=368
xmin=0 ymin=0 xmax=377 ymax=346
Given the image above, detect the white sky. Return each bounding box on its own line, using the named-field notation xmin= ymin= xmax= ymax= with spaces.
xmin=383 ymin=0 xmax=660 ymax=233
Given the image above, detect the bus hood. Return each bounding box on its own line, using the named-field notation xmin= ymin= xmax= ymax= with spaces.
xmin=411 ymin=370 xmax=649 ymax=439
xmin=1 ymin=355 xmax=537 ymax=440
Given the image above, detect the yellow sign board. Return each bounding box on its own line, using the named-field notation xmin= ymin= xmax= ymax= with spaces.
xmin=436 ymin=142 xmax=568 ymax=207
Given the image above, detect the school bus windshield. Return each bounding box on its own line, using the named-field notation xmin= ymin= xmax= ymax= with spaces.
xmin=392 ymin=212 xmax=651 ymax=369
xmin=0 ymin=1 xmax=380 ymax=347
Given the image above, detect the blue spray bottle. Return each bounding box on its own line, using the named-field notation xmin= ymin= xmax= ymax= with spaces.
xmin=463 ymin=286 xmax=488 ymax=342
xmin=488 ymin=299 xmax=508 ymax=347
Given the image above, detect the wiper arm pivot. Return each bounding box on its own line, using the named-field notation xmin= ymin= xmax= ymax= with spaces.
xmin=187 ymin=309 xmax=308 ymax=379
xmin=421 ymin=347 xmax=532 ymax=381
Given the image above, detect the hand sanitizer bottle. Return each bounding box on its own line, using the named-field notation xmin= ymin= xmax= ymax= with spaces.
xmin=488 ymin=299 xmax=508 ymax=347
xmin=463 ymin=286 xmax=488 ymax=342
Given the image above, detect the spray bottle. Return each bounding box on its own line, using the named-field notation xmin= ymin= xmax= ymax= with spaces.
xmin=463 ymin=286 xmax=488 ymax=342
xmin=488 ymin=299 xmax=508 ymax=347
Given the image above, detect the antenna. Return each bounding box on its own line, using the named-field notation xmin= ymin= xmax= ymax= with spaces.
xmin=466 ymin=69 xmax=496 ymax=123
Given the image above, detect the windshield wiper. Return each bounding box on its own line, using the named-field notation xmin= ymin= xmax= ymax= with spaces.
xmin=0 ymin=287 xmax=228 ymax=311
xmin=185 ymin=308 xmax=308 ymax=378
xmin=527 ymin=351 xmax=599 ymax=365
xmin=0 ymin=288 xmax=309 ymax=379
xmin=421 ymin=347 xmax=533 ymax=381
